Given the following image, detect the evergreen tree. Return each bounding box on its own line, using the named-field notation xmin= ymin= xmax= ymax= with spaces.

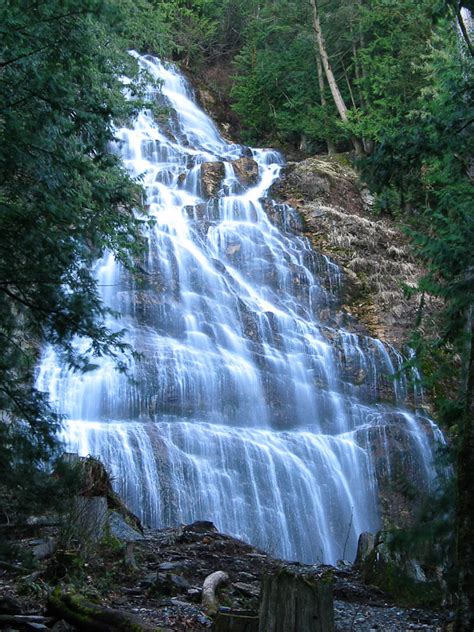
xmin=0 ymin=0 xmax=162 ymax=519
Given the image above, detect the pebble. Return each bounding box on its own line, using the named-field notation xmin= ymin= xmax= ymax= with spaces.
xmin=334 ymin=600 xmax=446 ymax=631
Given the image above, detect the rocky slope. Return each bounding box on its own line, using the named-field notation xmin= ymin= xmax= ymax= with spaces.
xmin=271 ymin=156 xmax=440 ymax=347
xmin=0 ymin=519 xmax=449 ymax=632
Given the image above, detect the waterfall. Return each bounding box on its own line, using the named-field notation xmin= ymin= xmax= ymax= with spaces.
xmin=36 ymin=54 xmax=441 ymax=565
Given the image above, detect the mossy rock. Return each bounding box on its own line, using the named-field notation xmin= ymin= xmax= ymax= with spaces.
xmin=361 ymin=535 xmax=443 ymax=607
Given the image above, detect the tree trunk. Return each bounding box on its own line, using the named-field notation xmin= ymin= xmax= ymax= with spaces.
xmin=316 ymin=52 xmax=337 ymax=155
xmin=456 ymin=282 xmax=474 ymax=631
xmin=48 ymin=589 xmax=155 ymax=631
xmin=309 ymin=0 xmax=364 ymax=156
xmin=259 ymin=568 xmax=334 ymax=632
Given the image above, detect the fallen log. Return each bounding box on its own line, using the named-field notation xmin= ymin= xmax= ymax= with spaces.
xmin=201 ymin=570 xmax=229 ymax=614
xmin=47 ymin=588 xmax=157 ymax=631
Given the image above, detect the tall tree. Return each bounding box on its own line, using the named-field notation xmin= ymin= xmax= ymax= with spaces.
xmin=0 ymin=0 xmax=162 ymax=518
xmin=309 ymin=0 xmax=364 ymax=154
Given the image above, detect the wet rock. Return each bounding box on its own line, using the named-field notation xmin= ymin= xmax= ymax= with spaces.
xmin=231 ymin=157 xmax=259 ymax=186
xmin=108 ymin=511 xmax=145 ymax=542
xmin=272 ymin=155 xmax=441 ymax=346
xmin=201 ymin=162 xmax=225 ymax=198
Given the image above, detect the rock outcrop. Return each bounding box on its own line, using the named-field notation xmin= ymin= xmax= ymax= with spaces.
xmin=272 ymin=156 xmax=440 ymax=345
xmin=201 ymin=161 xmax=225 ymax=198
xmin=232 ymin=157 xmax=259 ymax=187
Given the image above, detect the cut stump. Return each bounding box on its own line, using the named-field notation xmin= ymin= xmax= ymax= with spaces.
xmin=259 ymin=568 xmax=334 ymax=632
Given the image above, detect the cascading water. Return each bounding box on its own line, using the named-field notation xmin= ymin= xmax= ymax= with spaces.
xmin=36 ymin=54 xmax=442 ymax=564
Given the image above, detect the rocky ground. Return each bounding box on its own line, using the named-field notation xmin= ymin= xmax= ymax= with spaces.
xmin=0 ymin=521 xmax=452 ymax=631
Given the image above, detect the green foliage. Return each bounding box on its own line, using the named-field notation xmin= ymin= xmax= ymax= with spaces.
xmin=0 ymin=0 xmax=166 ymax=521
xmin=231 ymin=0 xmax=341 ymax=148
xmin=351 ymin=0 xmax=444 ymax=141
xmin=360 ymin=21 xmax=474 ymax=414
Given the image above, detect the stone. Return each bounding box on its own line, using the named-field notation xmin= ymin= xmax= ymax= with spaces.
xmin=158 ymin=561 xmax=182 ymax=572
xmin=187 ymin=587 xmax=202 ymax=601
xmin=32 ymin=538 xmax=56 ymax=560
xmin=234 ymin=582 xmax=260 ymax=599
xmin=51 ymin=620 xmax=76 ymax=632
xmin=153 ymin=572 xmax=191 ymax=595
xmin=140 ymin=573 xmax=157 ymax=589
xmin=231 ymin=157 xmax=259 ymax=186
xmin=354 ymin=532 xmax=376 ymax=567
xmin=108 ymin=511 xmax=145 ymax=542
xmin=201 ymin=162 xmax=225 ymax=198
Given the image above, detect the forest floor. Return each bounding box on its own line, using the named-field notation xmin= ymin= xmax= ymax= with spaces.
xmin=0 ymin=521 xmax=451 ymax=631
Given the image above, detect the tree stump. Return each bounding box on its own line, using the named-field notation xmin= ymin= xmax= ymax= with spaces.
xmin=213 ymin=612 xmax=259 ymax=632
xmin=259 ymin=568 xmax=334 ymax=632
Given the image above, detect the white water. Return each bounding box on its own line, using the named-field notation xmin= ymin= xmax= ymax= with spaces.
xmin=36 ymin=54 xmax=441 ymax=564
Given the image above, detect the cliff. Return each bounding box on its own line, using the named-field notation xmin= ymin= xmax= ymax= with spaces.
xmin=272 ymin=156 xmax=440 ymax=347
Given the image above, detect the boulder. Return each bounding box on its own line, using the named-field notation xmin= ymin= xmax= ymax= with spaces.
xmin=231 ymin=157 xmax=259 ymax=186
xmin=354 ymin=532 xmax=376 ymax=568
xmin=108 ymin=511 xmax=145 ymax=543
xmin=32 ymin=537 xmax=56 ymax=560
xmin=153 ymin=572 xmax=191 ymax=595
xmin=201 ymin=162 xmax=225 ymax=198
xmin=233 ymin=582 xmax=260 ymax=599
xmin=359 ymin=531 xmax=443 ymax=606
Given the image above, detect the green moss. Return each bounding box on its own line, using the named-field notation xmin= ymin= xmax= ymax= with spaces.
xmin=363 ymin=549 xmax=442 ymax=607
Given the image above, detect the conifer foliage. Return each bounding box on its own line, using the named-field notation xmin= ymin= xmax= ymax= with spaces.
xmin=0 ymin=0 xmax=152 ymax=516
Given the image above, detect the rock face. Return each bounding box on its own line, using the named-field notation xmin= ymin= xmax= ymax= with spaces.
xmin=272 ymin=156 xmax=440 ymax=345
xmin=200 ymin=158 xmax=259 ymax=199
xmin=201 ymin=161 xmax=225 ymax=198
xmin=358 ymin=531 xmax=444 ymax=607
xmin=232 ymin=157 xmax=259 ymax=186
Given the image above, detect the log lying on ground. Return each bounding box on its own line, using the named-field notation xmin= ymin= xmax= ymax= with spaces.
xmin=48 ymin=588 xmax=157 ymax=631
xmin=259 ymin=567 xmax=334 ymax=632
xmin=201 ymin=570 xmax=229 ymax=614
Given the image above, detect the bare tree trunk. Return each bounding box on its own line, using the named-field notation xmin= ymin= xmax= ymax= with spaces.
xmin=450 ymin=1 xmax=474 ymax=57
xmin=309 ymin=0 xmax=364 ymax=155
xmin=316 ymin=52 xmax=337 ymax=155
